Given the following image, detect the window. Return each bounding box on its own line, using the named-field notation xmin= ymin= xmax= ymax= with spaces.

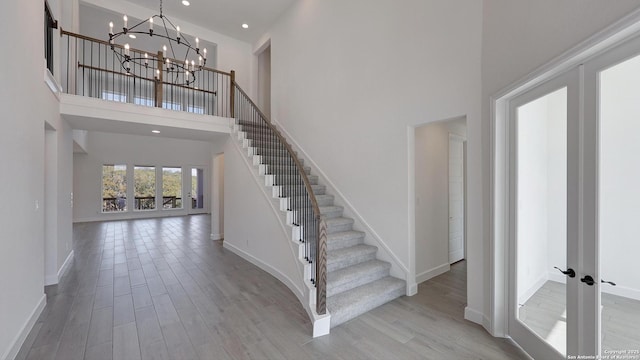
xmin=163 ymin=102 xmax=182 ymax=111
xmin=162 ymin=167 xmax=183 ymax=209
xmin=102 ymin=91 xmax=127 ymax=103
xmin=134 ymin=97 xmax=155 ymax=107
xmin=187 ymin=106 xmax=205 ymax=114
xmin=44 ymin=1 xmax=57 ymax=75
xmin=134 ymin=166 xmax=156 ymax=210
xmin=102 ymin=165 xmax=127 ymax=212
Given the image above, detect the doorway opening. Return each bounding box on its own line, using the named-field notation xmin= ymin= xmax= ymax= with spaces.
xmin=414 ymin=116 xmax=467 ymax=285
xmin=211 ymin=153 xmax=224 ymax=241
xmin=189 ymin=166 xmax=207 ymax=214
xmin=257 ymin=42 xmax=271 ymax=118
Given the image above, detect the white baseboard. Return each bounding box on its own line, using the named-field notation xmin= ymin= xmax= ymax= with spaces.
xmin=465 ymin=306 xmax=491 ymax=332
xmin=2 ymin=294 xmax=46 ymax=360
xmin=58 ymin=250 xmax=74 ymax=280
xmin=464 ymin=306 xmax=485 ymax=325
xmin=210 ymin=233 xmax=224 ymax=241
xmin=602 ymin=283 xmax=640 ymax=301
xmin=44 ymin=250 xmax=74 ymax=286
xmin=406 ymin=281 xmax=418 ymax=296
xmin=416 ymin=263 xmax=450 ymax=284
xmin=449 ymin=249 xmax=464 ymax=264
xmin=518 ymin=273 xmax=548 ymax=305
xmin=44 ymin=274 xmax=58 ymax=287
xmin=223 ymin=241 xmax=304 ymax=303
xmin=548 ymin=271 xmax=640 ymax=301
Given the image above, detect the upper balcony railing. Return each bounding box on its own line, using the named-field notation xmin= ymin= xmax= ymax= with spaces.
xmin=60 ymin=29 xmax=234 ymax=117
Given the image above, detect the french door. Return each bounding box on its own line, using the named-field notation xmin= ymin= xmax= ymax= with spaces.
xmin=188 ymin=166 xmax=207 ymax=214
xmin=509 ymin=33 xmax=640 ymax=359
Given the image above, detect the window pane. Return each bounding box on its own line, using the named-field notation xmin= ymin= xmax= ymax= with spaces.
xmin=134 ymin=166 xmax=156 ymax=210
xmin=102 ymin=164 xmax=127 ymax=212
xmin=134 ymin=97 xmax=154 ymax=106
xmin=162 ymin=102 xmax=181 ymax=111
xmin=162 ymin=167 xmax=182 ymax=209
xmin=102 ymin=91 xmax=127 ymax=103
xmin=188 ymin=106 xmax=204 ymax=114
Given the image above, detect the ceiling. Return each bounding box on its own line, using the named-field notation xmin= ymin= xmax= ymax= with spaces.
xmin=120 ymin=0 xmax=297 ymax=43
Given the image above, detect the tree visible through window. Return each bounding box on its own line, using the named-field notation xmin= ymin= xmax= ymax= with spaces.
xmin=102 ymin=164 xmax=127 ymax=212
xmin=134 ymin=166 xmax=156 ymax=210
xmin=162 ymin=167 xmax=182 ymax=209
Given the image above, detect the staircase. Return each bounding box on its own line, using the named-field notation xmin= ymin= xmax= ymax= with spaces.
xmin=231 ymin=116 xmax=405 ymax=329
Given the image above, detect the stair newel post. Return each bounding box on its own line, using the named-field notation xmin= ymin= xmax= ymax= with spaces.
xmin=230 ymin=70 xmax=235 ymax=118
xmin=155 ymin=50 xmax=163 ymax=108
xmin=317 ymin=216 xmax=327 ymax=315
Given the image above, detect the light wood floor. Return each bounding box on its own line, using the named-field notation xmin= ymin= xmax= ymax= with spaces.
xmin=520 ymin=280 xmax=640 ymax=354
xmin=16 ymin=215 xmax=528 ymax=360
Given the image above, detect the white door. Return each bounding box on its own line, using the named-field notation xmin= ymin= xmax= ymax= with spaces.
xmin=508 ymin=68 xmax=581 ymax=360
xmin=584 ymin=34 xmax=640 ymax=356
xmin=448 ymin=134 xmax=465 ymax=263
xmin=509 ymin=34 xmax=640 ymax=359
xmin=188 ymin=166 xmax=207 ymax=214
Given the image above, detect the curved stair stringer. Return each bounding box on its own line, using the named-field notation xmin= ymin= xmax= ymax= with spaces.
xmin=272 ymin=121 xmax=414 ymax=295
xmin=228 ymin=119 xmax=331 ymax=337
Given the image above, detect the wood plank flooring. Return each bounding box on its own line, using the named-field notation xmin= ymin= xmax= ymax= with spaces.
xmin=16 ymin=215 xmax=528 ymax=360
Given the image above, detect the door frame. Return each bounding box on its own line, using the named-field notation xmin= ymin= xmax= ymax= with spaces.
xmin=188 ymin=165 xmax=209 ymax=214
xmin=490 ymin=6 xmax=640 ymax=345
xmin=507 ymin=69 xmax=580 ymax=360
xmin=448 ymin=133 xmax=466 ymax=264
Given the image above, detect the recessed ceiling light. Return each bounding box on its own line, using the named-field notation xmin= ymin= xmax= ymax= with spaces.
xmin=152 ymin=130 xmax=161 ymax=134
xmin=182 ymin=0 xmax=190 ymax=6
xmin=242 ymin=23 xmax=249 ymax=29
xmin=128 ymin=34 xmax=136 ymax=39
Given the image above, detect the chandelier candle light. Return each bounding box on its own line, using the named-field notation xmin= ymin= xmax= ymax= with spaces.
xmin=108 ymin=0 xmax=207 ymax=86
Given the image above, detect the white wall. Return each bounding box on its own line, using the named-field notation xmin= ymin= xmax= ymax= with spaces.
xmin=482 ymin=0 xmax=640 ymax=327
xmin=515 ymin=89 xmax=566 ymax=304
xmin=414 ymin=119 xmax=467 ymax=283
xmin=0 ymin=1 xmax=62 ymax=357
xmin=222 ymin=138 xmax=304 ymax=299
xmin=600 ymin=54 xmax=640 ymax=299
xmin=73 ymin=131 xmax=223 ymax=222
xmin=264 ymin=0 xmax=483 ymax=299
xmin=211 ymin=153 xmax=225 ymax=240
xmin=80 ymin=0 xmax=253 ymax=92
xmin=44 ymin=116 xmax=75 ymax=286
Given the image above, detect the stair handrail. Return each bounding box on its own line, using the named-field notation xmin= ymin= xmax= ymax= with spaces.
xmin=232 ymin=81 xmax=327 ymax=315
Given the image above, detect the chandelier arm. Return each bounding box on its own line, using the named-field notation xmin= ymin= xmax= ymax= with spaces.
xmin=161 ymin=16 xmax=192 ymax=48
xmin=111 ymin=31 xmax=198 ymax=55
xmin=109 ymin=0 xmax=207 ymax=87
xmin=127 ymin=18 xmax=149 ymax=32
xmin=159 ymin=16 xmax=176 ymax=59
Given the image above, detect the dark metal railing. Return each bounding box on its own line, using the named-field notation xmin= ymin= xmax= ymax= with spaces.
xmin=233 ymin=82 xmax=327 ymax=315
xmin=60 ymin=29 xmax=233 ymax=117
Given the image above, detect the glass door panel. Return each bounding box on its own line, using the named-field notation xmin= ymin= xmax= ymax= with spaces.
xmin=514 ymin=87 xmax=569 ymax=357
xmin=598 ymin=52 xmax=640 ymax=353
xmin=189 ymin=167 xmax=206 ymax=214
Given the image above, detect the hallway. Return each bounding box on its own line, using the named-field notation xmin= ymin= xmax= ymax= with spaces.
xmin=17 ymin=216 xmax=526 ymax=360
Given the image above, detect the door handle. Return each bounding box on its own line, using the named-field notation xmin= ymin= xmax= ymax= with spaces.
xmin=554 ymin=266 xmax=576 ymax=278
xmin=601 ymin=279 xmax=616 ymax=286
xmin=581 ymin=275 xmax=595 ymax=286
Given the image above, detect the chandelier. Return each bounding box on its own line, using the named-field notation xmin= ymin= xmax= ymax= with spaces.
xmin=108 ymin=0 xmax=207 ymax=86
